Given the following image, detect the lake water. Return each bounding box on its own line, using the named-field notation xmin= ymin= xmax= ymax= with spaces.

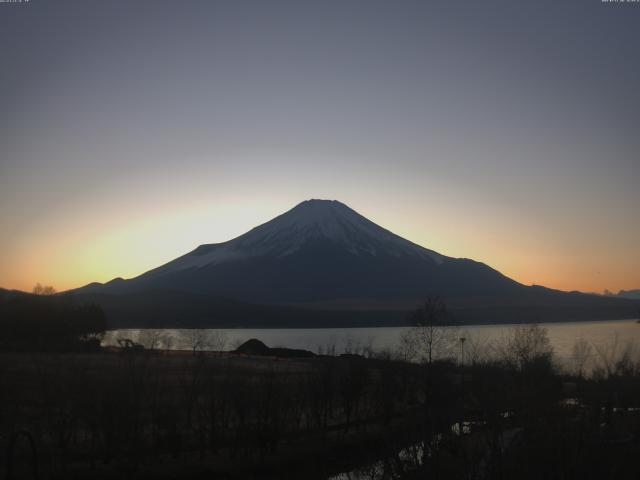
xmin=104 ymin=318 xmax=640 ymax=368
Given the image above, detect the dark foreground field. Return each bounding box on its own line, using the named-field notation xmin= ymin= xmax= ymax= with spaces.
xmin=3 ymin=343 xmax=640 ymax=480
xmin=2 ymin=350 xmax=428 ymax=479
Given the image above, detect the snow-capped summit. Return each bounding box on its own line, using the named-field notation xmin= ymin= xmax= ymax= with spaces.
xmin=151 ymin=200 xmax=445 ymax=276
xmin=75 ymin=199 xmax=521 ymax=304
xmin=239 ymin=199 xmax=444 ymax=260
xmin=70 ymin=199 xmax=638 ymax=326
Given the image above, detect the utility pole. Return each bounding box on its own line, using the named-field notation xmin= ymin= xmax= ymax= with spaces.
xmin=459 ymin=337 xmax=466 ymax=366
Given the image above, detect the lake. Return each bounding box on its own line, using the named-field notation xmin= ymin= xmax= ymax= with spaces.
xmin=104 ymin=318 xmax=640 ymax=368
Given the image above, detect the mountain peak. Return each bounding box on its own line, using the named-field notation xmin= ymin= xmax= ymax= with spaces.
xmin=144 ymin=200 xmax=446 ymax=278
xmin=71 ymin=200 xmax=539 ymax=307
xmin=298 ymin=198 xmax=342 ymax=205
xmin=288 ymin=199 xmax=352 ymax=217
xmin=270 ymin=199 xmax=363 ymax=233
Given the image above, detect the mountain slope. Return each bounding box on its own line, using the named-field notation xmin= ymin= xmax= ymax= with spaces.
xmin=70 ymin=199 xmax=638 ymax=326
xmin=75 ymin=199 xmax=523 ymax=304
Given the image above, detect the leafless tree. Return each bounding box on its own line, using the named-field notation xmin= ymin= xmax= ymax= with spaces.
xmin=181 ymin=329 xmax=227 ymax=355
xmin=592 ymin=334 xmax=620 ymax=377
xmin=32 ymin=283 xmax=56 ymax=295
xmin=160 ymin=333 xmax=174 ymax=351
xmin=571 ymin=337 xmax=593 ymax=378
xmin=462 ymin=333 xmax=491 ymax=365
xmin=138 ymin=329 xmax=163 ymax=352
xmin=401 ymin=297 xmax=456 ymax=364
xmin=593 ymin=335 xmax=639 ymax=377
xmin=493 ymin=324 xmax=553 ymax=370
xmin=209 ymin=330 xmax=228 ymax=353
xmin=182 ymin=329 xmax=208 ymax=355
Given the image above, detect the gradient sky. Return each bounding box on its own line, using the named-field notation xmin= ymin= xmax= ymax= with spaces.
xmin=1 ymin=0 xmax=639 ymax=294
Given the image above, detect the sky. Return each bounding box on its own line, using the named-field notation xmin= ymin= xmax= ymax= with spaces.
xmin=1 ymin=0 xmax=639 ymax=294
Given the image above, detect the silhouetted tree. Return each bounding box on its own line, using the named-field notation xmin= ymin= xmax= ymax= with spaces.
xmin=572 ymin=337 xmax=593 ymax=378
xmin=139 ymin=329 xmax=164 ymax=352
xmin=182 ymin=329 xmax=209 ymax=355
xmin=494 ymin=323 xmax=554 ymax=370
xmin=402 ymin=296 xmax=456 ymax=364
xmin=33 ymin=283 xmax=56 ymax=295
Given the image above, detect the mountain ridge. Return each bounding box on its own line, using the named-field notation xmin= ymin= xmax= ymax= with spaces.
xmin=74 ymin=199 xmax=522 ymax=302
xmin=69 ymin=199 xmax=637 ymax=326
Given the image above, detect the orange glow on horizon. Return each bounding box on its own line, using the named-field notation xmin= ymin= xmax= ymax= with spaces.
xmin=2 ymin=198 xmax=637 ymax=296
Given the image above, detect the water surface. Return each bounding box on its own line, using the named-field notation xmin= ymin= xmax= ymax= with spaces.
xmin=104 ymin=319 xmax=640 ymax=366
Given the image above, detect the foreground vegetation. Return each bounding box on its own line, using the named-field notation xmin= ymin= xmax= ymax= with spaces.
xmin=3 ymin=326 xmax=640 ymax=479
xmin=3 ymin=294 xmax=640 ymax=479
xmin=0 ymin=288 xmax=106 ymax=352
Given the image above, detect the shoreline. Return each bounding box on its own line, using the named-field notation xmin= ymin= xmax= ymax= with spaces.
xmin=105 ymin=316 xmax=640 ymax=331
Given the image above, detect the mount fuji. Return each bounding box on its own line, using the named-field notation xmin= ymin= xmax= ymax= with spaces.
xmin=71 ymin=200 xmax=637 ymax=327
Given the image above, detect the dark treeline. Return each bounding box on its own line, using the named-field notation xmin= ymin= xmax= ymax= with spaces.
xmin=2 ymin=337 xmax=640 ymax=479
xmin=68 ymin=288 xmax=639 ymax=329
xmin=0 ymin=290 xmax=106 ymax=352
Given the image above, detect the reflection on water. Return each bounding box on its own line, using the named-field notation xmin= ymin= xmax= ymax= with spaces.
xmin=329 ymin=419 xmax=521 ymax=480
xmin=329 ymin=442 xmax=425 ymax=480
xmin=104 ymin=319 xmax=640 ymax=364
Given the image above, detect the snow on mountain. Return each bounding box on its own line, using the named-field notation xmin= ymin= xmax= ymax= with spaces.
xmin=69 ymin=199 xmax=638 ymax=325
xmin=149 ymin=199 xmax=446 ymax=277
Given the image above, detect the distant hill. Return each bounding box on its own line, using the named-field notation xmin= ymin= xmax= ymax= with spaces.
xmin=0 ymin=287 xmax=29 ymax=299
xmin=67 ymin=200 xmax=638 ymax=327
xmin=614 ymin=289 xmax=640 ymax=300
